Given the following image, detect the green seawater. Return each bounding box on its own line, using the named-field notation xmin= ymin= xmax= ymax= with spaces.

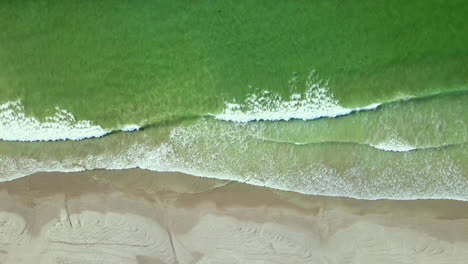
xmin=1 ymin=0 xmax=468 ymax=126
xmin=0 ymin=0 xmax=467 ymax=200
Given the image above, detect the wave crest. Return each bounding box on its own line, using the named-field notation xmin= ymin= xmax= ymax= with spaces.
xmin=215 ymin=70 xmax=379 ymax=122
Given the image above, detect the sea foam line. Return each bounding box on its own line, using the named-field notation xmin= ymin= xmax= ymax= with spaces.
xmin=215 ymin=70 xmax=380 ymax=122
xmin=0 ymin=100 xmax=140 ymax=142
xmin=258 ymin=138 xmax=418 ymax=153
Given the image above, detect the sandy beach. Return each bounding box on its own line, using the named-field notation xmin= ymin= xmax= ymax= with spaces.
xmin=0 ymin=169 xmax=467 ymax=264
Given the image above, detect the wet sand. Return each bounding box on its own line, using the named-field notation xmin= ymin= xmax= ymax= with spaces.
xmin=0 ymin=169 xmax=467 ymax=263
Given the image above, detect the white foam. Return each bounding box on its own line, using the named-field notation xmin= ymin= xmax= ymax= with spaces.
xmin=215 ymin=70 xmax=380 ymax=122
xmin=121 ymin=124 xmax=141 ymax=132
xmin=261 ymin=138 xmax=418 ymax=152
xmin=371 ymin=139 xmax=417 ymax=152
xmin=0 ymin=100 xmax=109 ymax=142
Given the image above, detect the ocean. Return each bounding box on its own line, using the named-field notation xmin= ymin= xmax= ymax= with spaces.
xmin=1 ymin=0 xmax=467 ymax=200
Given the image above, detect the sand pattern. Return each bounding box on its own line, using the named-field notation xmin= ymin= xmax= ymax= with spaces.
xmin=0 ymin=170 xmax=467 ymax=264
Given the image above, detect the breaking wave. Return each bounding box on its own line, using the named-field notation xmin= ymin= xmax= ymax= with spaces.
xmin=0 ymin=100 xmax=141 ymax=142
xmin=215 ymin=70 xmax=380 ymax=122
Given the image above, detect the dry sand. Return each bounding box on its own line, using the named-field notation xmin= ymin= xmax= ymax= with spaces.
xmin=0 ymin=169 xmax=467 ymax=264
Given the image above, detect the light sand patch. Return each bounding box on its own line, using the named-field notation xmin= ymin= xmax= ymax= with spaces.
xmin=0 ymin=169 xmax=466 ymax=264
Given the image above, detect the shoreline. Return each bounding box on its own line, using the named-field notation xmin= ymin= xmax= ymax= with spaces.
xmin=2 ymin=166 xmax=467 ymax=202
xmin=0 ymin=169 xmax=467 ymax=263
